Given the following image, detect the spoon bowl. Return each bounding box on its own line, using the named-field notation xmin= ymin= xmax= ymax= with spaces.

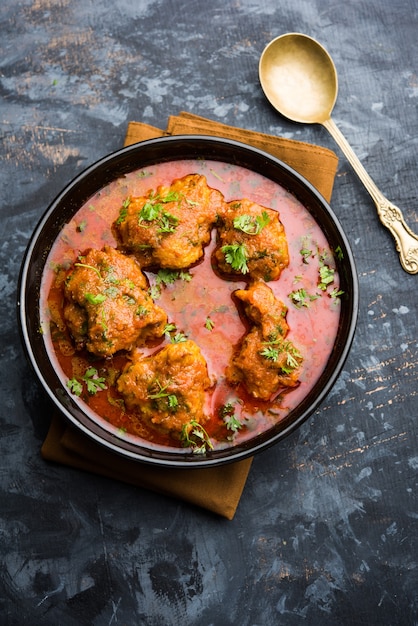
xmin=259 ymin=32 xmax=418 ymax=274
xmin=259 ymin=33 xmax=338 ymax=124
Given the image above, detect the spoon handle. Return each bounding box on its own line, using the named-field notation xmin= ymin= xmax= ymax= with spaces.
xmin=323 ymin=117 xmax=418 ymax=274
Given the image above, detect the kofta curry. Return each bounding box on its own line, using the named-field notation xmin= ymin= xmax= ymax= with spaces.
xmin=41 ymin=160 xmax=342 ymax=453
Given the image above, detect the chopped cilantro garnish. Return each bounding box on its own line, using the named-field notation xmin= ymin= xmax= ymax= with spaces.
xmin=221 ymin=243 xmax=249 ymax=274
xmin=67 ymin=378 xmax=83 ymax=396
xmin=219 ymin=403 xmax=235 ymax=419
xmin=149 ymin=284 xmax=161 ymax=300
xmin=167 ymin=395 xmax=179 ymax=410
xmin=288 ymin=288 xmax=319 ymax=308
xmin=137 ymin=191 xmax=181 ymax=233
xmin=160 ymin=190 xmax=181 ymax=203
xmin=151 ymin=269 xmax=192 ymax=299
xmin=205 ymin=317 xmax=215 ymax=331
xmin=158 ymin=211 xmax=179 ymax=233
xmin=330 ymin=287 xmax=344 ymax=300
xmin=104 ymin=286 xmax=119 ymax=299
xmin=136 ymin=305 xmax=148 ymax=316
xmin=180 ymin=420 xmax=214 ymax=454
xmin=225 ymin=413 xmax=243 ymax=434
xmin=300 ymin=247 xmax=312 ymax=263
xmin=281 ymin=350 xmax=302 ymax=374
xmin=122 ymin=295 xmax=136 ymax=305
xmin=318 ymin=264 xmax=335 ymax=291
xmin=163 ymin=322 xmax=187 ymax=343
xmin=260 ymin=346 xmax=279 ymax=361
xmin=219 ymin=403 xmax=243 ymax=439
xmin=170 ymin=332 xmax=187 ymax=343
xmin=115 ymin=198 xmax=131 ymax=224
xmin=233 ymin=211 xmax=270 ymax=235
xmin=178 ymin=271 xmax=193 ymax=282
xmin=148 ymin=380 xmax=170 ymax=399
xmin=156 ymin=269 xmax=192 ymax=286
xmin=83 ymin=367 xmax=107 ymax=394
xmin=137 ymin=169 xmax=152 ymax=179
xmin=221 ymin=403 xmax=242 ymax=429
xmin=148 ymin=380 xmax=179 ymax=412
xmin=260 ymin=340 xmax=302 ymax=374
xmin=85 ymin=293 xmax=106 ymax=305
xmin=67 ymin=367 xmax=107 ymax=397
xmin=139 ymin=201 xmax=161 ymax=222
xmin=157 ymin=269 xmax=177 ymax=286
xmin=74 ymin=262 xmax=101 ymax=278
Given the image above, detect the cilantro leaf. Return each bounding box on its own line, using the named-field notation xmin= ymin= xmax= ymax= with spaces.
xmin=219 ymin=403 xmax=235 ymax=419
xmin=225 ymin=413 xmax=243 ymax=434
xmin=330 ymin=287 xmax=344 ymax=300
xmin=115 ymin=198 xmax=131 ymax=224
xmin=139 ymin=201 xmax=161 ymax=222
xmin=160 ymin=191 xmax=181 ymax=203
xmin=300 ymin=247 xmax=312 ymax=264
xmin=233 ymin=211 xmax=270 ymax=235
xmin=85 ymin=293 xmax=106 ymax=305
xmin=167 ymin=395 xmax=179 ymax=410
xmin=163 ymin=323 xmax=177 ymax=335
xmin=149 ymin=284 xmax=161 ymax=300
xmin=158 ymin=211 xmax=179 ymax=233
xmin=180 ymin=420 xmax=214 ymax=454
xmin=67 ymin=367 xmax=107 ymax=397
xmin=318 ymin=264 xmax=335 ymax=291
xmin=82 ymin=367 xmax=107 ymax=394
xmin=260 ymin=346 xmax=279 ymax=361
xmin=221 ymin=244 xmax=249 ymax=274
xmin=148 ymin=380 xmax=179 ymax=412
xmin=171 ymin=332 xmax=187 ymax=343
xmin=74 ymin=262 xmax=102 ymax=278
xmin=260 ymin=339 xmax=302 ymax=374
xmin=156 ymin=269 xmax=177 ymax=285
xmin=219 ymin=403 xmax=243 ymax=439
xmin=156 ymin=269 xmax=192 ymax=286
xmin=205 ymin=317 xmax=215 ymax=331
xmin=137 ymin=192 xmax=180 ymax=233
xmin=288 ymin=288 xmax=319 ymax=308
xmin=67 ymin=378 xmax=83 ymax=396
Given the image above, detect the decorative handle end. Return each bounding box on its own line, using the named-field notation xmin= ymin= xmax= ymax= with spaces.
xmin=377 ymin=201 xmax=418 ymax=274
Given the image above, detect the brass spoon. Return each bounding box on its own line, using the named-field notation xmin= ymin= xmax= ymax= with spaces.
xmin=259 ymin=32 xmax=418 ymax=274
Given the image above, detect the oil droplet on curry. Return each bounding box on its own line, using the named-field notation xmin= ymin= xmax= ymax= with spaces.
xmin=41 ymin=159 xmax=342 ymax=454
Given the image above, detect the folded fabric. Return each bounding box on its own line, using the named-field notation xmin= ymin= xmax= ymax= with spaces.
xmin=41 ymin=111 xmax=338 ymax=519
xmin=125 ymin=111 xmax=338 ymax=201
xmin=42 ymin=414 xmax=251 ymax=520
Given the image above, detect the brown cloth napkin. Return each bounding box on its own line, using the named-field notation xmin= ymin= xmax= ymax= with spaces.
xmin=41 ymin=112 xmax=338 ymax=520
xmin=125 ymin=111 xmax=338 ymax=202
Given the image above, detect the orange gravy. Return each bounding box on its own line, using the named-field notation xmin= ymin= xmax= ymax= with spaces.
xmin=41 ymin=159 xmax=341 ymax=452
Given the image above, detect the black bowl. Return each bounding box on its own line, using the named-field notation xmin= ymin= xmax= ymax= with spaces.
xmin=18 ymin=135 xmax=358 ymax=467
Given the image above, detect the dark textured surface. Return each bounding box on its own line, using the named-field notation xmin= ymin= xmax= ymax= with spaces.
xmin=1 ymin=1 xmax=418 ymax=624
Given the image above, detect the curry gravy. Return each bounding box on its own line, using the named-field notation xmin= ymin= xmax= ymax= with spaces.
xmin=41 ymin=159 xmax=341 ymax=452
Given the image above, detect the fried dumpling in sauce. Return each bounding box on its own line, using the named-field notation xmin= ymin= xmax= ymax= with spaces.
xmin=117 ymin=340 xmax=212 ymax=437
xmin=113 ymin=173 xmax=225 ymax=269
xmin=63 ymin=246 xmax=167 ymax=357
xmin=214 ymin=198 xmax=289 ymax=281
xmin=227 ymin=281 xmax=302 ymax=400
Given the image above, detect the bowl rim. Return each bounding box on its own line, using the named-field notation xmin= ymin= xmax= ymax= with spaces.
xmin=17 ymin=134 xmax=359 ymax=468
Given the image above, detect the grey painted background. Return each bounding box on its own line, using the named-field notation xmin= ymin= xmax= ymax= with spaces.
xmin=1 ymin=0 xmax=417 ymax=624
